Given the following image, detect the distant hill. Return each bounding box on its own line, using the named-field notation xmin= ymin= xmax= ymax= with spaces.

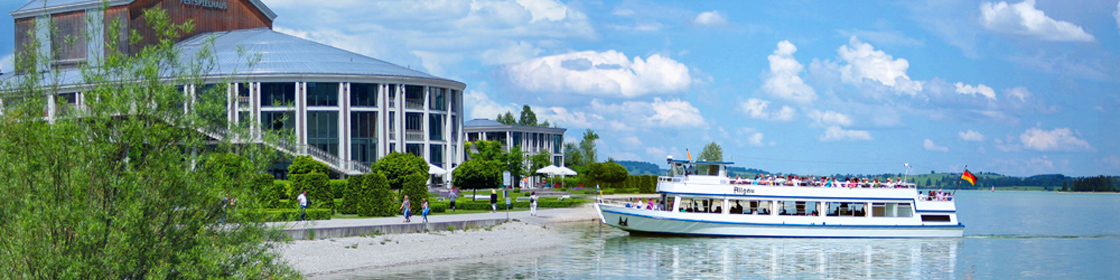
xmin=615 ymin=160 xmax=664 ymax=175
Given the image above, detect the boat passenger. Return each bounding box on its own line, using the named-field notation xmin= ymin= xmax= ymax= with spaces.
xmin=636 ymin=199 xmax=643 ymax=209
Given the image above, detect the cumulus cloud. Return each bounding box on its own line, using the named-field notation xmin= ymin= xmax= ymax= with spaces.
xmin=736 ymin=127 xmax=766 ymax=147
xmin=0 ymin=53 xmax=12 ymax=73
xmin=836 ymin=36 xmax=923 ymax=95
xmin=740 ymin=98 xmax=795 ymax=121
xmin=535 ymin=106 xmax=600 ymax=128
xmin=464 ymin=90 xmax=519 ymax=120
xmin=693 ymin=11 xmax=730 ymax=27
xmin=980 ymin=0 xmax=1095 ymax=42
xmin=480 ymin=41 xmax=543 ymax=65
xmin=924 ymin=139 xmax=949 ymax=152
xmin=589 ymin=98 xmax=706 ymax=128
xmin=762 ymin=41 xmax=817 ymax=104
xmin=1019 ymin=127 xmax=1093 ymax=151
xmin=504 ymin=50 xmax=691 ymax=97
xmin=954 ymin=82 xmax=996 ymax=100
xmin=819 ymin=126 xmax=872 ymax=142
xmin=807 ymin=110 xmax=852 ymax=127
xmin=959 ymin=130 xmax=987 ymax=142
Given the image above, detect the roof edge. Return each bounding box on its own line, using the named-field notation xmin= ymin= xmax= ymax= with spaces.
xmin=245 ymin=0 xmax=276 ymax=21
xmin=11 ymin=0 xmax=133 ymax=19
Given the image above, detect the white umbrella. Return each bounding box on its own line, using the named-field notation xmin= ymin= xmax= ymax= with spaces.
xmin=536 ymin=165 xmax=561 ymax=175
xmin=557 ymin=166 xmax=578 ymax=176
xmin=428 ymin=164 xmax=447 ymax=175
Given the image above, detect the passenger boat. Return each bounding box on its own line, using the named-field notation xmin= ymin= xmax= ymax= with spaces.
xmin=594 ymin=158 xmax=964 ymax=238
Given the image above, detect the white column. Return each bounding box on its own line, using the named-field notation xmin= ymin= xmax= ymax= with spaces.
xmin=296 ymin=82 xmax=306 ymax=146
xmin=47 ymin=94 xmax=56 ymax=124
xmin=340 ymin=82 xmax=350 ymax=162
xmin=378 ymin=84 xmax=387 ymax=158
xmin=422 ymin=86 xmax=430 ymax=161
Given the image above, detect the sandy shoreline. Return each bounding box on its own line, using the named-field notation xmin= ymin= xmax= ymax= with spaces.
xmin=278 ymin=205 xmax=600 ymax=277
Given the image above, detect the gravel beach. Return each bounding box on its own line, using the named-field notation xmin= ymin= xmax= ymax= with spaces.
xmin=279 ymin=205 xmax=599 ymax=277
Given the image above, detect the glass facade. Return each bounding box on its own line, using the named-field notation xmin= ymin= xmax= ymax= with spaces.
xmin=306 ymin=82 xmax=338 ymax=106
xmin=429 ymin=88 xmax=446 ymax=110
xmin=351 ymin=111 xmax=378 ymax=165
xmin=351 ymin=83 xmax=378 ymax=107
xmin=307 ymin=111 xmax=339 ymax=155
xmin=404 ymin=85 xmax=424 ymax=109
xmin=261 ymin=111 xmax=294 ymax=133
xmin=261 ymin=82 xmax=294 ymax=107
xmin=429 ymin=114 xmax=444 ymax=141
xmin=429 ymin=144 xmax=444 ymax=167
xmin=406 ymin=144 xmax=422 ymax=157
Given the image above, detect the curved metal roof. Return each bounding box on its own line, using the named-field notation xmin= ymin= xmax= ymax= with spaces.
xmin=178 ymin=28 xmax=462 ymax=86
xmin=12 ymin=0 xmax=277 ymax=20
xmin=464 ymin=118 xmax=505 ymax=128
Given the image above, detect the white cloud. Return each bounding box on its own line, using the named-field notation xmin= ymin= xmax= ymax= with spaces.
xmin=504 ymin=50 xmax=691 ymax=97
xmin=959 ymin=130 xmax=987 ymax=142
xmin=807 ymin=110 xmax=852 ymax=127
xmin=837 ymin=36 xmax=923 ymax=95
xmin=819 ymin=126 xmax=872 ymax=142
xmin=954 ymin=82 xmax=996 ymax=100
xmin=762 ymin=41 xmax=817 ymax=104
xmin=736 ymin=128 xmax=766 ymax=147
xmin=739 ymin=98 xmax=795 ymax=121
xmin=0 ymin=53 xmax=12 ymax=73
xmin=1005 ymin=87 xmax=1030 ymax=102
xmin=924 ymin=139 xmax=949 ymax=152
xmin=620 ymin=136 xmax=642 ymax=147
xmin=464 ymin=90 xmax=519 ymax=120
xmin=980 ymin=0 xmax=1095 ymax=42
xmin=1019 ymin=127 xmax=1093 ymax=151
xmin=480 ymin=41 xmax=543 ymax=65
xmin=1115 ymin=2 xmax=1120 ymax=31
xmin=693 ymin=11 xmax=730 ymax=27
xmin=535 ymin=106 xmax=599 ymax=128
xmin=589 ymin=98 xmax=706 ymax=128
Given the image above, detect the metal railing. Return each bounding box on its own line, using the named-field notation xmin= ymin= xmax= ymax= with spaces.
xmin=196 ymin=123 xmax=371 ymax=175
xmin=405 ymin=130 xmax=424 ymax=141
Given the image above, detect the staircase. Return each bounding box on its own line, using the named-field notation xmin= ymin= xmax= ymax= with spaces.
xmin=195 ymin=124 xmax=371 ymax=175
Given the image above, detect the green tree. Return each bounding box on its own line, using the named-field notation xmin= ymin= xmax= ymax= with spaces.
xmin=371 ymin=152 xmax=428 ymax=190
xmin=564 ymin=142 xmax=582 ymax=166
xmin=496 ymin=111 xmax=517 ymax=125
xmin=541 ymin=120 xmax=550 ymax=127
xmin=468 ymin=140 xmax=506 ymax=162
xmin=288 ymin=155 xmax=330 ymax=176
xmin=529 ymin=150 xmax=553 ymax=180
xmin=698 ymin=142 xmax=723 ymax=162
xmin=401 ymin=172 xmax=429 ymax=215
xmin=357 ymin=172 xmax=395 ymax=217
xmin=292 ymin=171 xmax=332 ymax=210
xmin=594 ymin=160 xmax=630 ymax=187
xmin=453 ymin=158 xmax=502 ymax=191
xmin=340 ymin=174 xmax=365 ymax=214
xmin=518 ymin=105 xmax=537 ymax=126
xmin=507 ymin=145 xmax=525 ymax=188
xmin=579 ymin=129 xmax=600 ymax=164
xmin=0 ymin=7 xmax=297 ymax=278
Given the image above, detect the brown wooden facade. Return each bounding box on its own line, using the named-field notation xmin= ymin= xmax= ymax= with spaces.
xmin=12 ymin=0 xmax=273 ymax=71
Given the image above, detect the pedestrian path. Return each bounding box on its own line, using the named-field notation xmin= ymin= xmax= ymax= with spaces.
xmin=270 ymin=208 xmax=586 ymax=240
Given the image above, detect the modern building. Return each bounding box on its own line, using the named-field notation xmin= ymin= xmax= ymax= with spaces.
xmin=464 ymin=118 xmax=566 ymax=187
xmin=4 ymin=0 xmax=467 ymax=178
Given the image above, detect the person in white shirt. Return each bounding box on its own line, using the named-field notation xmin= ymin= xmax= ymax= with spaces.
xmin=296 ymin=190 xmax=308 ymax=221
xmin=529 ymin=192 xmax=539 ymax=216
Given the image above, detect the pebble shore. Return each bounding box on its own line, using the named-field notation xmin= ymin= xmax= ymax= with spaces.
xmin=278 ymin=205 xmax=599 ymax=277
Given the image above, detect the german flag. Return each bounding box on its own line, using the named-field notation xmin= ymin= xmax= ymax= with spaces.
xmin=961 ymin=170 xmax=977 ymax=186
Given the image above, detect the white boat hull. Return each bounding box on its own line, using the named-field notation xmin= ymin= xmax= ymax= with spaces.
xmin=597 ymin=204 xmax=964 ymax=238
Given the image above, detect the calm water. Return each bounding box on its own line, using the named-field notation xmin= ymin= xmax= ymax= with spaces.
xmin=329 ymin=191 xmax=1120 ymax=279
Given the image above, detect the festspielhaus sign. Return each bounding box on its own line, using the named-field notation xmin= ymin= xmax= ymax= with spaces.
xmin=181 ymin=0 xmax=227 ymax=10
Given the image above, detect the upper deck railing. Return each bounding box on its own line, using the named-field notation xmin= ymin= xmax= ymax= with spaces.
xmin=659 ymin=175 xmax=917 ymax=189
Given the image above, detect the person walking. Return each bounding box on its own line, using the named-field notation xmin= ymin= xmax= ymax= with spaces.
xmin=400 ymin=195 xmax=411 ymax=223
xmin=449 ymin=188 xmax=458 ymax=212
xmin=529 ymin=191 xmax=538 ymax=216
xmin=490 ymin=189 xmax=498 ymax=213
xmin=421 ymin=198 xmax=430 ymax=223
xmin=296 ymin=190 xmax=308 ymax=221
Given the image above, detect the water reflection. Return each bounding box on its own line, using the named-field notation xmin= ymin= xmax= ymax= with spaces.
xmin=326 ymin=223 xmax=960 ymax=279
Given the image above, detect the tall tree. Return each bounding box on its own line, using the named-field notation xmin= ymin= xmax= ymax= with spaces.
xmin=698 ymin=141 xmax=724 ymax=162
xmin=518 ymin=105 xmax=537 ymax=127
xmin=370 ymin=152 xmax=428 ymax=190
xmin=579 ymin=129 xmax=600 ymax=164
xmin=507 ymin=145 xmax=525 ymax=188
xmin=0 ymin=7 xmax=297 ymax=278
xmin=496 ymin=111 xmax=517 ymax=125
xmin=563 ymin=142 xmax=582 ymax=166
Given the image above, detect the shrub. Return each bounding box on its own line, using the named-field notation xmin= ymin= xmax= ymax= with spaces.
xmin=257 ymin=209 xmax=333 ymax=222
xmin=339 ymin=175 xmax=364 ymax=214
xmin=329 ymin=179 xmax=348 ymax=199
xmin=250 ymin=174 xmax=281 ymax=208
xmin=292 ymin=171 xmax=332 ymax=210
xmin=359 ymin=172 xmax=395 ymax=217
xmin=401 ymin=172 xmax=428 ymax=216
xmin=288 ymin=155 xmax=329 ymax=176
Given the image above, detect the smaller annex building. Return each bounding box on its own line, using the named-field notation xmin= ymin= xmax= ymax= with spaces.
xmin=464 ymin=118 xmax=566 ymax=187
xmin=4 ymin=0 xmax=467 ymax=179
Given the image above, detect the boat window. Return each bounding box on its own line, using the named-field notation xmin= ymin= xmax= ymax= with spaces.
xmin=921 ymin=215 xmax=951 ymax=222
xmin=872 ymin=202 xmax=914 ymax=217
xmin=679 ymin=198 xmax=724 ymax=214
xmin=777 ymin=201 xmax=820 ymax=216
xmin=729 ymin=199 xmax=770 ymax=214
xmin=825 ymin=202 xmax=866 ymax=217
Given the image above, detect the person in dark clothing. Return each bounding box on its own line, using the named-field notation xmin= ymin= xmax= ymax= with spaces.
xmin=490 ymin=189 xmax=498 ymax=213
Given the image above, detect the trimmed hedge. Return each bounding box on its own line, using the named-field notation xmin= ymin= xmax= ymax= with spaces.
xmin=291 ymin=172 xmax=333 ymax=210
xmin=449 ymin=197 xmax=586 ymax=211
xmin=329 ymin=179 xmax=347 ymax=199
xmin=339 ymin=175 xmax=363 ymax=215
xmin=258 ymin=209 xmax=333 ymax=222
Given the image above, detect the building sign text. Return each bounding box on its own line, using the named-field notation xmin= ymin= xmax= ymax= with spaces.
xmin=181 ymin=0 xmax=227 ymax=10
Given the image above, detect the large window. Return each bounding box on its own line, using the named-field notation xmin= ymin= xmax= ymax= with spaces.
xmin=553 ymin=135 xmax=563 ymax=153
xmin=729 ymin=199 xmax=771 ymax=215
xmin=871 ymin=203 xmax=913 ymax=217
xmin=404 ymin=85 xmax=424 ymax=109
xmin=351 ymin=83 xmax=379 ymax=107
xmin=429 ymin=114 xmax=444 ymax=141
xmin=826 ymin=202 xmax=867 ymax=217
xmin=261 ymin=111 xmax=294 ymax=133
xmin=777 ymin=201 xmax=818 ymax=216
xmin=261 ymin=82 xmax=295 ymax=107
xmin=351 ymin=112 xmax=378 ymax=165
xmin=405 ymin=113 xmax=423 ymax=140
xmin=406 ymin=144 xmax=423 ymax=158
xmin=430 ymin=144 xmax=444 ymax=166
xmin=307 ymin=111 xmax=339 ymax=156
xmin=306 ymin=82 xmax=338 ymax=106
xmin=429 ymin=88 xmax=446 ymax=110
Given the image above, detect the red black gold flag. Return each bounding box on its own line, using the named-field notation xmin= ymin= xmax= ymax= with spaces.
xmin=961 ymin=170 xmax=977 ymax=186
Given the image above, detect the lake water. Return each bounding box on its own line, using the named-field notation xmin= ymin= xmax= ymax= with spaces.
xmin=333 ymin=191 xmax=1120 ymax=279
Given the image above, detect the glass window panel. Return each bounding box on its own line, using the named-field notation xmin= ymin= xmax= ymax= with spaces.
xmin=260 ymin=82 xmax=295 ymax=107
xmin=306 ymin=82 xmax=338 ymax=107
xmin=351 ymin=83 xmax=379 ymax=107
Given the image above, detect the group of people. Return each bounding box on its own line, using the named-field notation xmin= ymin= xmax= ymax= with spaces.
xmin=732 ymin=175 xmax=912 ymax=189
xmin=625 ymin=198 xmax=661 ymax=211
xmin=923 ymin=190 xmax=953 ymax=201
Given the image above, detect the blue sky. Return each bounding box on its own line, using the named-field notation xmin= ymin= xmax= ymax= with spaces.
xmin=3 ymin=0 xmax=1119 ymax=176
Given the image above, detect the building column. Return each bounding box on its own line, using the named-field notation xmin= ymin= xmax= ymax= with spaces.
xmin=340 ymin=82 xmax=350 ymax=163
xmin=422 ymin=86 xmax=430 ymax=162
xmin=296 ymin=82 xmax=306 ymax=147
